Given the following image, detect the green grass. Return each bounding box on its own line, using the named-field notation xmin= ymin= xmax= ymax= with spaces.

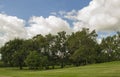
xmin=0 ymin=61 xmax=120 ymax=77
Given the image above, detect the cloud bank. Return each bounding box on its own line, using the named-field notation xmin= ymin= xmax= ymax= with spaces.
xmin=0 ymin=0 xmax=120 ymax=46
xmin=26 ymin=16 xmax=71 ymax=38
xmin=65 ymin=0 xmax=120 ymax=32
xmin=0 ymin=14 xmax=71 ymax=47
xmin=0 ymin=14 xmax=27 ymax=46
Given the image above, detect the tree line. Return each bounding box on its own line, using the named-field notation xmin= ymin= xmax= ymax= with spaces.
xmin=0 ymin=28 xmax=120 ymax=70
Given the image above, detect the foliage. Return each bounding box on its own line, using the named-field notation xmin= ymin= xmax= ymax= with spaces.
xmin=0 ymin=28 xmax=120 ymax=70
xmin=25 ymin=51 xmax=41 ymax=69
xmin=0 ymin=39 xmax=26 ymax=69
xmin=67 ymin=28 xmax=98 ymax=65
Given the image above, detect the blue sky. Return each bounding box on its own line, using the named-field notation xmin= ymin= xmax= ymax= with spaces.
xmin=0 ymin=0 xmax=91 ymax=20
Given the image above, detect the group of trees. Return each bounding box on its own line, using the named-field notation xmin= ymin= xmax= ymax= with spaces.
xmin=0 ymin=28 xmax=120 ymax=70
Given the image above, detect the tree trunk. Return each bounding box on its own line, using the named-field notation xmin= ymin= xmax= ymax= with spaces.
xmin=52 ymin=65 xmax=55 ymax=69
xmin=19 ymin=62 xmax=23 ymax=70
xmin=45 ymin=65 xmax=49 ymax=70
xmin=19 ymin=66 xmax=23 ymax=70
xmin=61 ymin=62 xmax=64 ymax=68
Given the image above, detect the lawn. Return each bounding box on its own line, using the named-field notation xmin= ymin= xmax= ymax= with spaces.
xmin=0 ymin=61 xmax=120 ymax=77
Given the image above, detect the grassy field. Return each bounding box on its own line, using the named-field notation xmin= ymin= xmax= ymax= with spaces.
xmin=0 ymin=61 xmax=120 ymax=77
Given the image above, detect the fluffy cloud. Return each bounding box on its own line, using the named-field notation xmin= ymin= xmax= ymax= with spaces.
xmin=65 ymin=0 xmax=120 ymax=32
xmin=0 ymin=14 xmax=72 ymax=47
xmin=64 ymin=10 xmax=77 ymax=20
xmin=26 ymin=16 xmax=71 ymax=38
xmin=58 ymin=10 xmax=77 ymax=20
xmin=0 ymin=14 xmax=27 ymax=47
xmin=0 ymin=13 xmax=72 ymax=47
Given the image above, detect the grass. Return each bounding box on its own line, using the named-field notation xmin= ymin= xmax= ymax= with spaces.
xmin=0 ymin=61 xmax=120 ymax=77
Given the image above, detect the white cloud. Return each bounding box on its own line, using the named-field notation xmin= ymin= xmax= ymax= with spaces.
xmin=73 ymin=21 xmax=91 ymax=32
xmin=58 ymin=11 xmax=66 ymax=16
xmin=50 ymin=12 xmax=57 ymax=15
xmin=64 ymin=10 xmax=77 ymax=20
xmin=58 ymin=10 xmax=77 ymax=20
xmin=65 ymin=0 xmax=120 ymax=32
xmin=0 ymin=14 xmax=27 ymax=47
xmin=26 ymin=16 xmax=71 ymax=38
xmin=0 ymin=14 xmax=72 ymax=47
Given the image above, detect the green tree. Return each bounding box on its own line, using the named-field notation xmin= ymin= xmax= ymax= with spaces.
xmin=100 ymin=35 xmax=117 ymax=62
xmin=115 ymin=32 xmax=120 ymax=60
xmin=67 ymin=28 xmax=98 ymax=66
xmin=0 ymin=38 xmax=26 ymax=69
xmin=32 ymin=34 xmax=46 ymax=52
xmin=25 ymin=51 xmax=41 ymax=70
xmin=44 ymin=34 xmax=55 ymax=69
xmin=12 ymin=50 xmax=26 ymax=69
xmin=49 ymin=35 xmax=59 ymax=69
xmin=56 ymin=31 xmax=69 ymax=68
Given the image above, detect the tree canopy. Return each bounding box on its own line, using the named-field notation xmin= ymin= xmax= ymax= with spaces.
xmin=0 ymin=28 xmax=120 ymax=70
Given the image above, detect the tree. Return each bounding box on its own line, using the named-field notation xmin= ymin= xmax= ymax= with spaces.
xmin=1 ymin=29 xmax=120 ymax=70
xmin=115 ymin=32 xmax=120 ymax=60
xmin=32 ymin=34 xmax=46 ymax=52
xmin=56 ymin=31 xmax=69 ymax=68
xmin=44 ymin=34 xmax=55 ymax=69
xmin=25 ymin=51 xmax=41 ymax=70
xmin=12 ymin=50 xmax=26 ymax=69
xmin=48 ymin=35 xmax=59 ymax=69
xmin=41 ymin=55 xmax=49 ymax=69
xmin=67 ymin=28 xmax=98 ymax=66
xmin=0 ymin=38 xmax=26 ymax=69
xmin=100 ymin=35 xmax=117 ymax=62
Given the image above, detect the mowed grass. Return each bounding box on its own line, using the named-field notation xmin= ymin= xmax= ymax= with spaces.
xmin=0 ymin=61 xmax=120 ymax=77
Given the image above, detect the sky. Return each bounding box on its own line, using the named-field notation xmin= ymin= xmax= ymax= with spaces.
xmin=0 ymin=0 xmax=91 ymax=20
xmin=0 ymin=0 xmax=120 ymax=47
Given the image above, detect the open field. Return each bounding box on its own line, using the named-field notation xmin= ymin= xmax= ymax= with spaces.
xmin=0 ymin=61 xmax=120 ymax=77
